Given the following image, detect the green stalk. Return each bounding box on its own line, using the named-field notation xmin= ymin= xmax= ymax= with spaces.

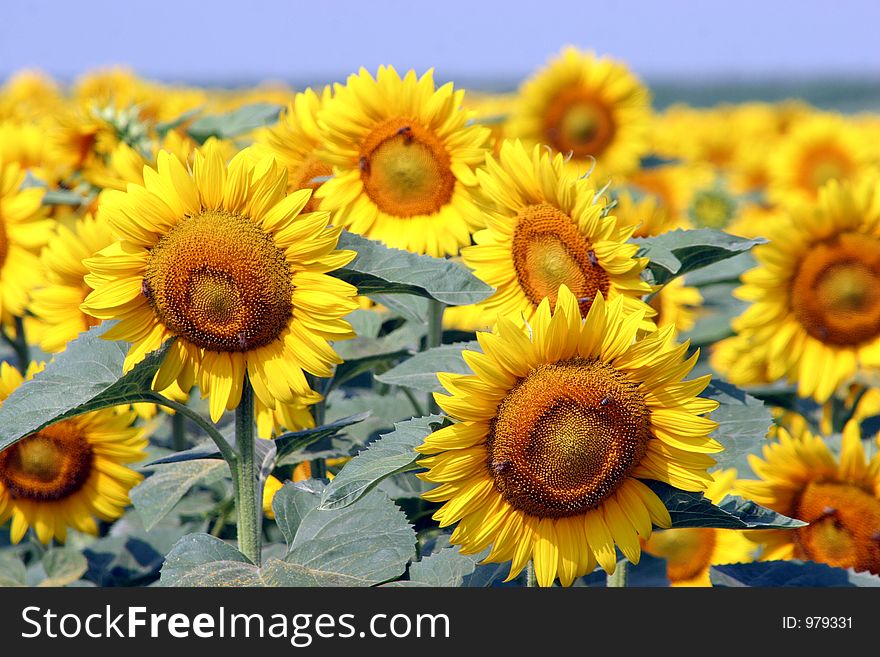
xmin=153 ymin=396 xmax=236 ymax=464
xmin=426 ymin=299 xmax=445 ymax=414
xmin=171 ymin=412 xmax=187 ymax=451
xmin=232 ymin=376 xmax=261 ymax=565
xmin=525 ymin=561 xmax=537 ymax=587
xmin=1 ymin=317 xmax=31 ymax=373
xmin=606 ymin=561 xmax=628 ymax=587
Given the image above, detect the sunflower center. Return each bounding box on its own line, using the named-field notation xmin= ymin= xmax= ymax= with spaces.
xmin=802 ymin=147 xmax=853 ymax=191
xmin=543 ymin=88 xmax=615 ymax=158
xmin=487 ymin=358 xmax=651 ymax=518
xmin=290 ymin=153 xmax=332 ymax=213
xmin=143 ymin=209 xmax=293 ymax=352
xmin=360 ymin=118 xmax=455 ymax=217
xmin=0 ymin=421 xmax=93 ymax=501
xmin=643 ymin=528 xmax=717 ymax=583
xmin=792 ymin=481 xmax=880 ymax=575
xmin=689 ymin=189 xmax=737 ymax=229
xmin=790 ymin=233 xmax=880 ymax=346
xmin=512 ymin=203 xmax=609 ymax=315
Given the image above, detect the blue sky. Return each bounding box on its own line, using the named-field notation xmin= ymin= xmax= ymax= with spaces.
xmin=1 ymin=0 xmax=878 ymax=84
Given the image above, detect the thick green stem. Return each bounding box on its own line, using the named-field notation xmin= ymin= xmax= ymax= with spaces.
xmin=426 ymin=299 xmax=445 ymax=414
xmin=171 ymin=412 xmax=187 ymax=451
xmin=153 ymin=396 xmax=236 ymax=464
xmin=1 ymin=317 xmax=31 ymax=373
xmin=233 ymin=376 xmax=261 ymax=565
xmin=606 ymin=561 xmax=628 ymax=587
xmin=525 ymin=561 xmax=537 ymax=587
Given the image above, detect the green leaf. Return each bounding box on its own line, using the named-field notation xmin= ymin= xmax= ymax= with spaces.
xmin=0 ymin=323 xmax=172 ymax=453
xmin=187 ymin=103 xmax=282 ymax=142
xmin=272 ymin=480 xmax=323 ymax=547
xmin=369 ymin=294 xmax=429 ymax=323
xmin=275 ymin=411 xmax=370 ymax=465
xmin=633 ymin=229 xmax=766 ymax=286
xmin=155 ymin=106 xmax=203 ymax=137
xmin=715 ymin=495 xmax=807 ymax=529
xmin=378 ymin=470 xmax=432 ymax=500
xmin=319 ymin=415 xmax=445 ymax=510
xmin=85 ymin=511 xmax=199 ymax=586
xmin=644 ymin=480 xmax=805 ymax=529
xmin=679 ymin=282 xmax=746 ymax=347
xmin=408 ymin=545 xmax=480 ymax=587
xmin=375 ymin=341 xmax=479 ymax=394
xmin=705 ymin=379 xmax=774 ymax=477
xmin=40 ymin=548 xmax=88 ymax=587
xmin=163 ymin=483 xmax=416 ymax=587
xmin=0 ymin=556 xmax=26 ymax=587
xmin=344 ymin=309 xmax=383 ymax=340
xmin=710 ymin=561 xmax=880 ymax=587
xmin=685 ymin=252 xmax=756 ymax=287
xmin=131 ymin=460 xmax=229 ymax=531
xmin=331 ymin=321 xmax=425 ymax=391
xmin=332 ymin=231 xmax=493 ymax=306
xmin=160 ymin=534 xmax=260 ymax=587
xmin=325 ymin=390 xmax=420 ymax=444
xmin=273 ymin=413 xmax=370 ymax=465
xmin=285 ymin=484 xmax=416 ymax=586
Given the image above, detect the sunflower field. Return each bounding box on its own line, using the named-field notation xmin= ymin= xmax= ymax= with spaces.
xmin=0 ymin=47 xmax=878 ymax=590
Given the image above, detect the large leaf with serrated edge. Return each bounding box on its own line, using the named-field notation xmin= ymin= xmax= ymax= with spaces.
xmin=332 ymin=231 xmax=493 ymax=306
xmin=0 ymin=322 xmax=171 ymax=452
xmin=319 ymin=415 xmax=445 ymax=510
xmin=645 ymin=480 xmax=805 ymax=529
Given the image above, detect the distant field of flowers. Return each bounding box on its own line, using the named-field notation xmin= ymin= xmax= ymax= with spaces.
xmin=0 ymin=47 xmax=878 ymax=588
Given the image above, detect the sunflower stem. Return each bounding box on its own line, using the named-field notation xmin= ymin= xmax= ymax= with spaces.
xmin=525 ymin=561 xmax=537 ymax=587
xmin=171 ymin=412 xmax=187 ymax=451
xmin=426 ymin=299 xmax=445 ymax=414
xmin=606 ymin=561 xmax=628 ymax=587
xmin=152 ymin=395 xmax=236 ymax=464
xmin=233 ymin=375 xmax=262 ymax=566
xmin=1 ymin=317 xmax=31 ymax=373
xmin=401 ymin=387 xmax=425 ymax=417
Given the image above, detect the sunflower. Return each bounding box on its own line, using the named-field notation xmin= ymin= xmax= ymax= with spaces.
xmin=0 ymin=119 xmax=67 ymax=185
xmin=315 ymin=67 xmax=490 ymax=257
xmin=736 ymin=422 xmax=880 ymax=575
xmin=624 ymin=163 xmax=713 ymax=226
xmin=0 ymin=159 xmax=54 ymax=327
xmin=0 ymin=362 xmax=146 ymax=544
xmin=80 ymin=142 xmax=359 ymax=422
xmin=767 ymin=114 xmax=871 ymax=206
xmin=508 ymin=47 xmax=651 ymax=177
xmin=0 ymin=70 xmax=63 ymax=121
xmin=462 ymin=140 xmax=653 ymax=327
xmin=255 ymin=392 xmax=318 ymax=439
xmin=417 ymin=285 xmax=720 ymax=586
xmin=251 ymin=87 xmax=332 ymax=213
xmin=731 ymin=175 xmax=880 ymax=402
xmin=87 ymin=131 xmax=212 ymax=194
xmin=641 ymin=469 xmax=756 ymax=586
xmin=462 ymin=91 xmax=516 ymax=156
xmin=29 ymin=213 xmax=111 ymax=352
xmin=612 ymin=189 xmax=681 ymax=239
xmin=710 ymin=334 xmax=773 ymax=388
